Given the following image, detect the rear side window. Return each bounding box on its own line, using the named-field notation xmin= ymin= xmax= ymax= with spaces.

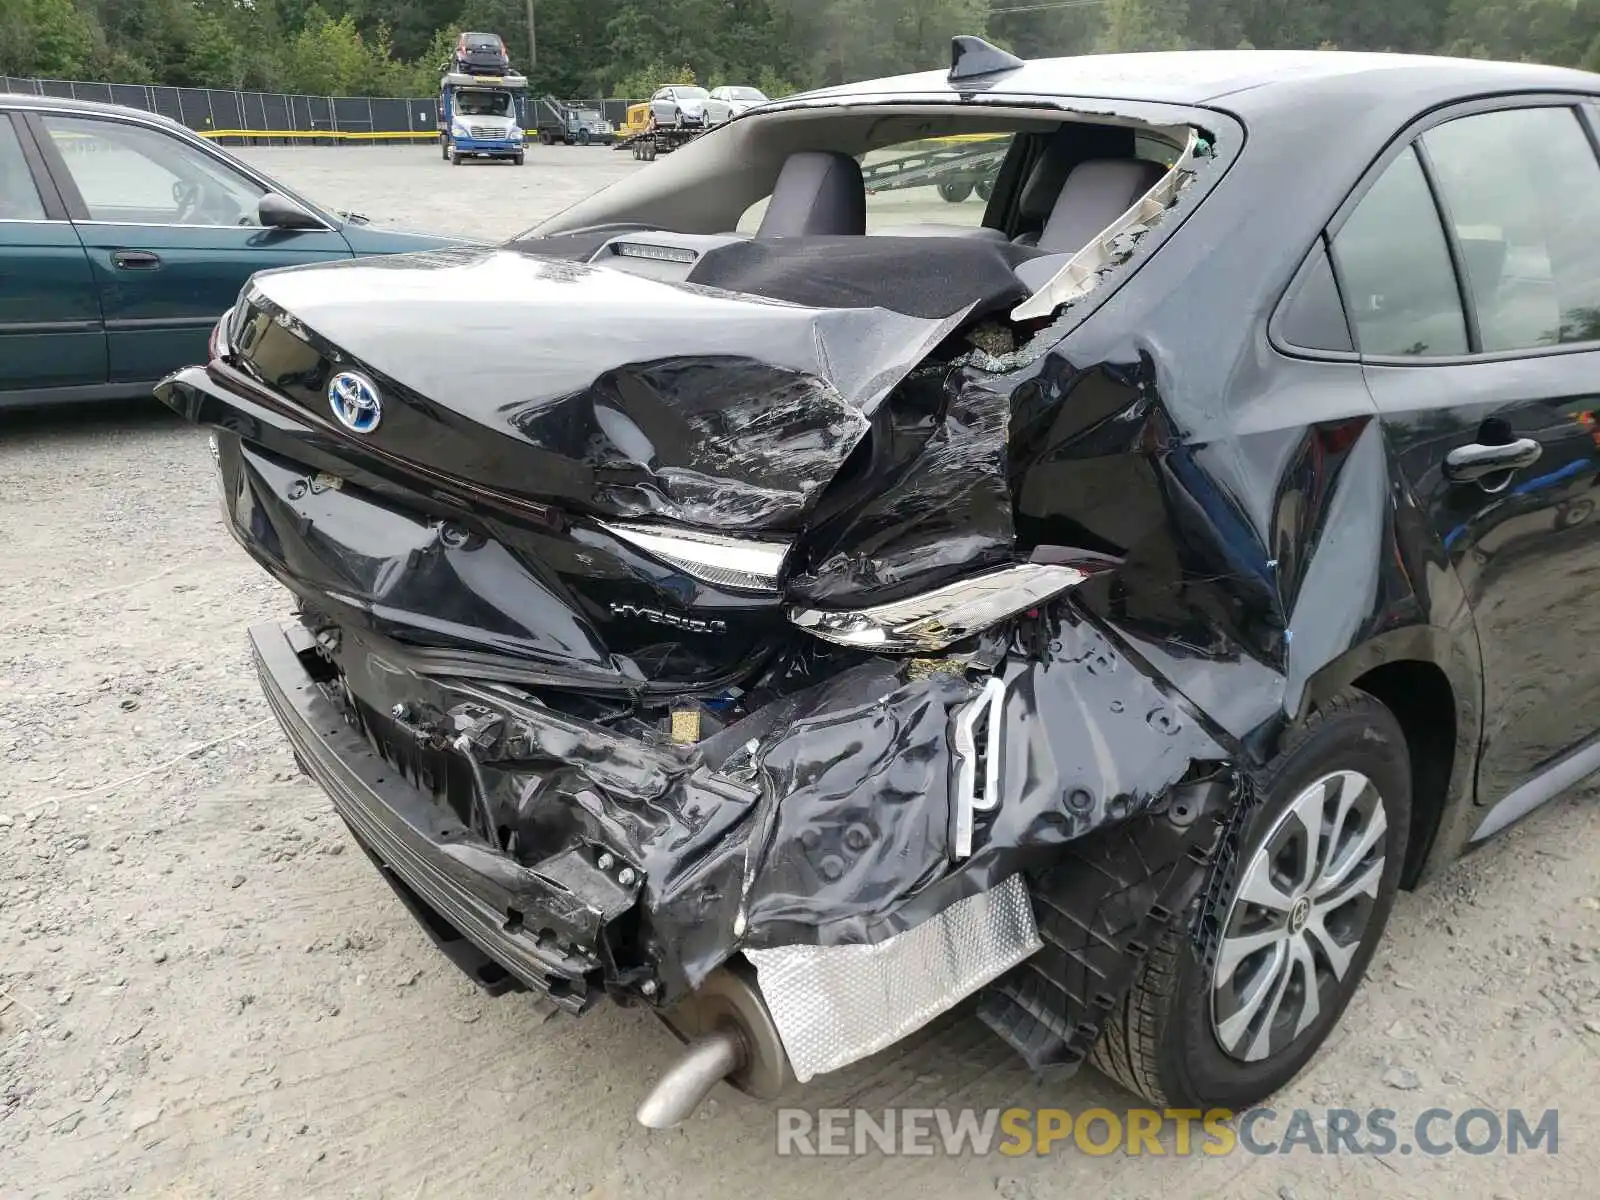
xmin=0 ymin=118 xmax=46 ymax=221
xmin=1278 ymin=239 xmax=1354 ymax=353
xmin=1422 ymin=106 xmax=1600 ymax=351
xmin=1331 ymin=147 xmax=1468 ymax=357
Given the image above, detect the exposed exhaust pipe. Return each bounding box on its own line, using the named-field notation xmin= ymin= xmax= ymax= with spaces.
xmin=636 ymin=1030 xmax=745 ymax=1128
xmin=636 ymin=961 xmax=792 ymax=1128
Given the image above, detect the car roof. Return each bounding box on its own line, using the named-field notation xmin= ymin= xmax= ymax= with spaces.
xmin=794 ymin=49 xmax=1600 ymax=113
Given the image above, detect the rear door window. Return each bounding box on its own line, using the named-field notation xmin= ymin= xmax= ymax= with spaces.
xmin=1331 ymin=147 xmax=1469 ymax=357
xmin=1421 ymin=106 xmax=1600 ymax=351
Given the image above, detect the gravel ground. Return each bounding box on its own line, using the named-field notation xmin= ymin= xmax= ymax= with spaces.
xmin=2 ymin=145 xmax=1599 ymax=1199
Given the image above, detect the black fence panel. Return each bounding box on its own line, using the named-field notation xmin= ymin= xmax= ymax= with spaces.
xmin=175 ymin=87 xmax=213 ymax=130
xmin=409 ymin=98 xmax=439 ymax=134
xmin=602 ymin=99 xmax=641 ymax=127
xmin=149 ymin=86 xmax=182 ymax=123
xmin=210 ymin=90 xmax=244 ymax=132
xmin=370 ymin=97 xmax=411 ymax=135
xmin=108 ymin=83 xmax=149 ymax=110
xmin=331 ymin=96 xmax=372 ymax=133
xmin=260 ymin=93 xmax=291 ymax=134
xmin=306 ymin=95 xmax=332 ymax=132
xmin=72 ymin=81 xmax=114 ymax=104
xmin=2 ymin=76 xmax=544 ymax=145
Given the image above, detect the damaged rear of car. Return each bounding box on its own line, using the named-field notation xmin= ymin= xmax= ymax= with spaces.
xmin=155 ymin=41 xmax=1512 ymax=1123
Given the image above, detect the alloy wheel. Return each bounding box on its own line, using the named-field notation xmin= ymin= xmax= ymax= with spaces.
xmin=1210 ymin=770 xmax=1388 ymax=1062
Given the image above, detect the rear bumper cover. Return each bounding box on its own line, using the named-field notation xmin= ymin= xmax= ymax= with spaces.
xmin=252 ymin=620 xmax=604 ymax=1010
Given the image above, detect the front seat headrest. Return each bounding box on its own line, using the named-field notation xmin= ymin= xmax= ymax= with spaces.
xmin=757 ymin=151 xmax=866 ymax=238
xmin=1037 ymin=158 xmax=1167 ymax=255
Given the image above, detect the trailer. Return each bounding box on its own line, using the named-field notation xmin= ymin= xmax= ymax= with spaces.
xmin=438 ymin=71 xmax=528 ymax=165
xmin=861 ymin=135 xmax=1009 ymax=203
xmin=614 ymin=121 xmax=707 ymax=161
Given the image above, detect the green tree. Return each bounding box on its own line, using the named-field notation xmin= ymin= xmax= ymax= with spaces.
xmin=0 ymin=0 xmax=97 ymax=77
xmin=1098 ymin=0 xmax=1190 ymax=51
xmin=283 ymin=5 xmax=384 ymax=94
xmin=612 ymin=61 xmax=696 ymax=98
xmin=989 ymin=0 xmax=1104 ymax=58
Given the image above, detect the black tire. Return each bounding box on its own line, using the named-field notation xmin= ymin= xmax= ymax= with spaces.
xmin=976 ymin=178 xmax=994 ymax=201
xmin=938 ymin=181 xmax=974 ymax=203
xmin=514 ymin=152 xmax=525 ymax=166
xmin=539 ymin=131 xmax=552 ymax=146
xmin=450 ymin=150 xmax=461 ymax=166
xmin=1091 ymin=688 xmax=1412 ymax=1110
xmin=577 ymin=129 xmax=591 ymax=146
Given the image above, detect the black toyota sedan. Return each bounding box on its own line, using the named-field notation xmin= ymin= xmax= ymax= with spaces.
xmin=156 ymin=40 xmax=1600 ymax=1124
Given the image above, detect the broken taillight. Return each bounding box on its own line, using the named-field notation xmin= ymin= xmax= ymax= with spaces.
xmin=787 ymin=564 xmax=1088 ymax=654
xmin=599 ymin=521 xmax=791 ymax=593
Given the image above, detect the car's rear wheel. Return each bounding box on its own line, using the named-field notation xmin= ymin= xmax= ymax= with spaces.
xmin=1091 ymin=688 xmax=1410 ymax=1109
xmin=938 ymin=181 xmax=974 ymax=203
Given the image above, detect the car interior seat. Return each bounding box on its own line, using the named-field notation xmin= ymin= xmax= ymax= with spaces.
xmin=757 ymin=151 xmax=867 ymax=237
xmin=1011 ymin=124 xmax=1139 ymax=246
xmin=1010 ymin=156 xmax=1171 ymax=300
xmin=1033 ymin=158 xmax=1167 ymax=255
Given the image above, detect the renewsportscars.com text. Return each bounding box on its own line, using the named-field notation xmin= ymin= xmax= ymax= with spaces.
xmin=775 ymin=1106 xmax=1559 ymax=1158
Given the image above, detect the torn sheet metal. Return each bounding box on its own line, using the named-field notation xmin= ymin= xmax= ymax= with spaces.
xmin=288 ymin=586 xmax=1227 ymax=1002
xmin=790 ymin=369 xmax=1017 ymax=604
xmin=227 ymin=247 xmax=975 ymax=532
xmin=744 ymin=874 xmax=1041 ymax=1082
xmin=212 ymin=437 xmax=790 ymax=689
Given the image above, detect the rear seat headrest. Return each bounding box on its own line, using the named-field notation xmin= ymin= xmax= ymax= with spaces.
xmin=757 ymin=151 xmax=866 ymax=238
xmin=1036 ymin=158 xmax=1167 ymax=255
xmin=1013 ymin=126 xmax=1137 ymax=242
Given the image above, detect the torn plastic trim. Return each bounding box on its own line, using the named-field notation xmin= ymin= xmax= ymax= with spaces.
xmin=597 ymin=521 xmax=792 ymax=594
xmin=1011 ymin=126 xmax=1204 ymax=322
xmin=953 ymin=675 xmax=1007 ymax=859
xmin=787 ymin=563 xmax=1088 ymax=652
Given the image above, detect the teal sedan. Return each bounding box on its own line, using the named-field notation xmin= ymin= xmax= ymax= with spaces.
xmin=0 ymin=95 xmax=471 ymax=412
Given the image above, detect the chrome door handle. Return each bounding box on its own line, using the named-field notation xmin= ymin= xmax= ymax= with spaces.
xmin=1445 ymin=438 xmax=1542 ymax=484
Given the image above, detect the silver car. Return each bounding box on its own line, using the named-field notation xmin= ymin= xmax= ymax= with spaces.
xmin=649 ymin=85 xmax=710 ymax=128
xmin=707 ymin=86 xmax=770 ymax=125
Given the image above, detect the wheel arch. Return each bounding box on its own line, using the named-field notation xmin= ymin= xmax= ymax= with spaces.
xmin=1298 ymin=625 xmax=1482 ymax=888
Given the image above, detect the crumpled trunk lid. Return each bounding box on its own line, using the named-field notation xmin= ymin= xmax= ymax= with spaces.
xmin=229 ymin=246 xmax=961 ymax=531
xmin=172 ymin=246 xmax=973 ymax=687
